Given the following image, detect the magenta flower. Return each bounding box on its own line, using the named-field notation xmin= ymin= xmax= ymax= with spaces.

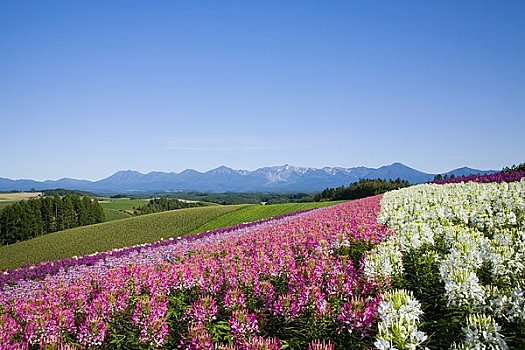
xmin=77 ymin=315 xmax=107 ymax=347
xmin=337 ymin=295 xmax=380 ymax=336
xmin=185 ymin=296 xmax=219 ymax=326
xmin=229 ymin=309 xmax=260 ymax=346
xmin=224 ymin=287 xmax=247 ymax=310
xmin=131 ymin=295 xmax=169 ymax=347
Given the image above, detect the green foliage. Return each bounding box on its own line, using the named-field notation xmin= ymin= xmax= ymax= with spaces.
xmin=314 ymin=178 xmax=410 ymax=202
xmin=0 ymin=194 xmax=104 ymax=245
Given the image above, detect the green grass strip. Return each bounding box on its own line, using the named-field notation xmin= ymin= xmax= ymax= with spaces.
xmin=103 ymin=208 xmax=132 ymax=222
xmin=190 ymin=201 xmax=345 ymax=233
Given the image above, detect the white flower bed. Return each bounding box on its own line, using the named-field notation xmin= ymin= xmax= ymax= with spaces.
xmin=374 ymin=289 xmax=427 ymax=350
xmin=369 ymin=179 xmax=525 ymax=349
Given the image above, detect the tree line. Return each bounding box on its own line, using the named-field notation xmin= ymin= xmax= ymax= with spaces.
xmin=502 ymin=162 xmax=525 ymax=173
xmin=0 ymin=195 xmax=104 ymax=245
xmin=133 ymin=197 xmax=207 ymax=215
xmin=433 ymin=173 xmax=457 ymax=181
xmin=42 ymin=188 xmax=98 ymax=197
xmin=314 ymin=178 xmax=411 ymax=201
xmin=121 ymin=192 xmax=315 ymax=205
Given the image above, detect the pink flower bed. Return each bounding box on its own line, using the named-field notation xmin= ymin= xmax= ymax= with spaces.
xmin=0 ymin=196 xmax=392 ymax=349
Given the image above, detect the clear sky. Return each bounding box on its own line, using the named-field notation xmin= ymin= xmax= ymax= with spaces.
xmin=1 ymin=0 xmax=524 ymax=181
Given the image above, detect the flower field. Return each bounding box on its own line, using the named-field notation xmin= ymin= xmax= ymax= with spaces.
xmin=371 ymin=179 xmax=525 ymax=349
xmin=1 ymin=178 xmax=524 ymax=349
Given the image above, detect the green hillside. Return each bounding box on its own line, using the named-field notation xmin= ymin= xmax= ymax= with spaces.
xmin=0 ymin=205 xmax=245 ymax=270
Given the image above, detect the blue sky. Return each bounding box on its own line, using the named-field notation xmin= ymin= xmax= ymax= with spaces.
xmin=1 ymin=1 xmax=524 ymax=181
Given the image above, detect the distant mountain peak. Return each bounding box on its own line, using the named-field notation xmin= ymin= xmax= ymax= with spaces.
xmin=112 ymin=169 xmax=143 ymax=176
xmin=114 ymin=170 xmax=142 ymax=175
xmin=208 ymin=165 xmax=235 ymax=173
xmin=385 ymin=162 xmax=411 ymax=169
xmin=100 ymin=170 xmax=145 ymax=184
xmin=179 ymin=169 xmax=201 ymax=175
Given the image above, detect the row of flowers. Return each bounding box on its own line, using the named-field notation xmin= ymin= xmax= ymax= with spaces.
xmin=366 ymin=179 xmax=525 ymax=349
xmin=0 ymin=210 xmax=316 ymax=290
xmin=0 ymin=197 xmax=394 ymax=349
xmin=431 ymin=170 xmax=525 ymax=184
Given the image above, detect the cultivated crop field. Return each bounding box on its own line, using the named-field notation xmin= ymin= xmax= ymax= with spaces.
xmin=0 ymin=192 xmax=42 ymax=201
xmin=0 ymin=192 xmax=42 ymax=210
xmin=0 ymin=175 xmax=524 ymax=349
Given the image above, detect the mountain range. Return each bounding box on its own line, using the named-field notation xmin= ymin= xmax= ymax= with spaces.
xmin=0 ymin=163 xmax=497 ymax=194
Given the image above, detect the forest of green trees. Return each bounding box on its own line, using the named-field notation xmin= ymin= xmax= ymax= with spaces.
xmin=0 ymin=195 xmax=104 ymax=245
xmin=314 ymin=178 xmax=411 ymax=201
xmin=133 ymin=197 xmax=207 ymax=215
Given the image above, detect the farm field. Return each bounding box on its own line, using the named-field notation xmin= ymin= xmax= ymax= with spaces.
xmin=0 ymin=192 xmax=42 ymax=201
xmin=0 ymin=192 xmax=42 ymax=209
xmin=1 ymin=174 xmax=524 ymax=349
xmin=98 ymin=198 xmax=150 ymax=222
